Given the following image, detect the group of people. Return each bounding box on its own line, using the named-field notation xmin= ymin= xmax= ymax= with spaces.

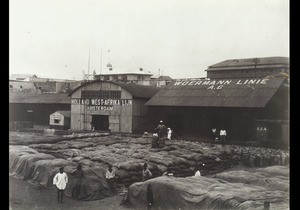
xmin=212 ymin=128 xmax=227 ymax=144
xmin=52 ymin=164 xmax=85 ymax=203
xmin=152 ymin=121 xmax=173 ymax=148
xmin=53 ymin=162 xmax=271 ymax=210
xmin=155 ymin=121 xmax=228 ymax=145
xmin=52 ymin=163 xmax=118 ymax=203
xmin=155 ymin=120 xmax=172 ymax=140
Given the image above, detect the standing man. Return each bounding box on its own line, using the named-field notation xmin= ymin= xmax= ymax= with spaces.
xmin=71 ymin=163 xmax=84 ymax=199
xmin=167 ymin=128 xmax=172 ymax=140
xmin=106 ymin=165 xmax=116 ymax=194
xmin=220 ymin=128 xmax=227 ymax=145
xmin=212 ymin=128 xmax=217 ymax=142
xmin=155 ymin=120 xmax=167 ymax=139
xmin=53 ymin=167 xmax=68 ymax=203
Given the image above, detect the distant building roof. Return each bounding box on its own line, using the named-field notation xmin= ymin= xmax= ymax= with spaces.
xmin=30 ymin=77 xmax=79 ymax=82
xmin=52 ymin=110 xmax=71 ymax=117
xmin=97 ymin=72 xmax=153 ymax=76
xmin=145 ymin=77 xmax=287 ymax=108
xmin=117 ymin=83 xmax=160 ymax=98
xmin=10 ymin=74 xmax=37 ymax=81
xmin=98 ymin=66 xmax=153 ymax=76
xmin=9 ymin=93 xmax=71 ymax=104
xmin=69 ymin=81 xmax=160 ymax=99
xmin=158 ymin=76 xmax=173 ymax=81
xmin=206 ymin=57 xmax=289 ymax=71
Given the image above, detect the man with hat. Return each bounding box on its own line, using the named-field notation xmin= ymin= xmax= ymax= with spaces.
xmin=155 ymin=120 xmax=167 ymax=147
xmin=155 ymin=120 xmax=167 ymax=139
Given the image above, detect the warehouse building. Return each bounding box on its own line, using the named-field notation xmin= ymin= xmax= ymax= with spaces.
xmin=145 ymin=76 xmax=289 ymax=148
xmin=206 ymin=56 xmax=289 ymax=79
xmin=69 ymin=81 xmax=159 ymax=133
xmin=9 ymin=93 xmax=71 ymax=130
xmin=9 ymin=80 xmax=39 ymax=93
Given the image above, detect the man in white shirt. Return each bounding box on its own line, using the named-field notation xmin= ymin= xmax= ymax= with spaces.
xmin=167 ymin=128 xmax=172 ymax=140
xmin=220 ymin=129 xmax=227 ymax=145
xmin=106 ymin=165 xmax=116 ymax=194
xmin=194 ymin=170 xmax=201 ymax=177
xmin=194 ymin=164 xmax=205 ymax=177
xmin=53 ymin=167 xmax=68 ymax=203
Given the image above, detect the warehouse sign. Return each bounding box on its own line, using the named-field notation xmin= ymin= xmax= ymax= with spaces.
xmin=174 ymin=78 xmax=269 ymax=90
xmin=71 ymin=98 xmax=132 ymax=111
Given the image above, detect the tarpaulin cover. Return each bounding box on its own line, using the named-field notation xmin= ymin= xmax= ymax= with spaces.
xmin=9 ymin=145 xmax=113 ymax=201
xmin=125 ymin=165 xmax=289 ymax=210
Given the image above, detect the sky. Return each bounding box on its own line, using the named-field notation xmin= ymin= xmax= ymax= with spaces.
xmin=9 ymin=0 xmax=289 ymax=80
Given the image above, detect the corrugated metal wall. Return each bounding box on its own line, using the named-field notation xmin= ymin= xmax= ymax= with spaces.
xmin=9 ymin=103 xmax=70 ymax=126
xmin=70 ymin=82 xmax=136 ymax=133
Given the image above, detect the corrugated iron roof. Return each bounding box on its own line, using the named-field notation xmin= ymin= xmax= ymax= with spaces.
xmin=158 ymin=76 xmax=173 ymax=81
xmin=117 ymin=83 xmax=160 ymax=98
xmin=206 ymin=64 xmax=289 ymax=71
xmin=53 ymin=110 xmax=71 ymax=117
xmin=145 ymin=77 xmax=286 ymax=108
xmin=9 ymin=93 xmax=71 ymax=104
xmin=209 ymin=57 xmax=289 ymax=68
xmin=69 ymin=81 xmax=160 ymax=99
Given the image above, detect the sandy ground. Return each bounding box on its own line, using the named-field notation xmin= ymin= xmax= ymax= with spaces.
xmin=9 ymin=177 xmax=131 ymax=210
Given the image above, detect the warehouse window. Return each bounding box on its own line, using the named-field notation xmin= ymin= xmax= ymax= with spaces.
xmin=54 ymin=119 xmax=60 ymax=124
xmin=9 ymin=85 xmax=13 ymax=88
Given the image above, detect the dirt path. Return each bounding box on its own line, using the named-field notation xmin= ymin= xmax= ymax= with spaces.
xmin=9 ymin=177 xmax=131 ymax=210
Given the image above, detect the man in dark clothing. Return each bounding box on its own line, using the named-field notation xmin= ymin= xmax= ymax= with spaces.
xmin=155 ymin=120 xmax=167 ymax=139
xmin=263 ymin=201 xmax=270 ymax=210
xmin=71 ymin=163 xmax=84 ymax=199
xmin=147 ymin=184 xmax=154 ymax=210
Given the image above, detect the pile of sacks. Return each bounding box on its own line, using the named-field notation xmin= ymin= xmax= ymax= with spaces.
xmin=9 ymin=145 xmax=112 ymax=200
xmin=25 ymin=136 xmax=289 ymax=187
xmin=124 ymin=165 xmax=289 ymax=210
xmin=9 ymin=131 xmax=110 ymax=145
xmin=240 ymin=147 xmax=289 ymax=167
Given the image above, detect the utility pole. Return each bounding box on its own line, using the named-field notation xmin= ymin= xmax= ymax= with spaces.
xmin=100 ymin=48 xmax=102 ymax=77
xmin=158 ymin=69 xmax=160 ymax=87
xmin=87 ymin=50 xmax=91 ymax=80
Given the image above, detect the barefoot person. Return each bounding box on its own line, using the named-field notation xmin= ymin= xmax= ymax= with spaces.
xmin=53 ymin=167 xmax=68 ymax=203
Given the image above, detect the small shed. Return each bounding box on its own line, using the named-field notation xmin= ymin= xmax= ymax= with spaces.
xmin=49 ymin=110 xmax=71 ymax=130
